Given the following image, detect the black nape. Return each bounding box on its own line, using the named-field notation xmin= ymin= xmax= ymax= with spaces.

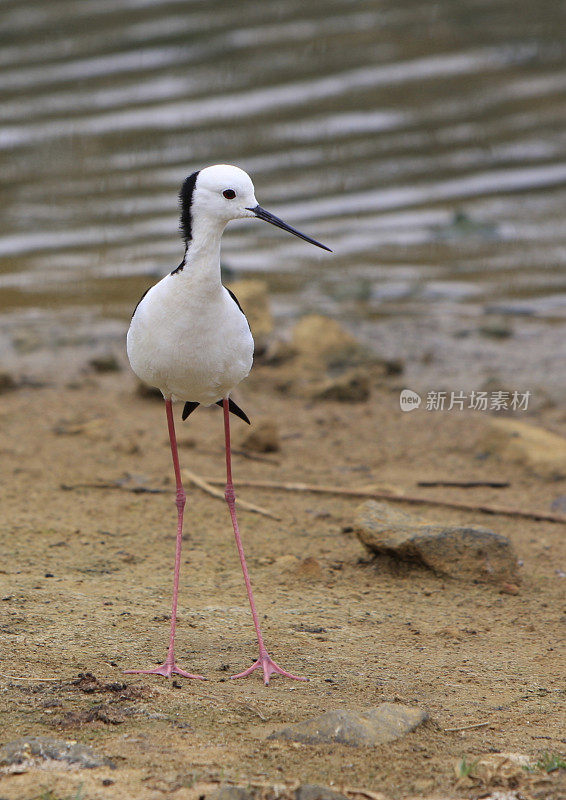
xmin=179 ymin=170 xmax=200 ymax=244
xmin=172 ymin=171 xmax=200 ymax=275
xmin=171 ymin=248 xmax=187 ymax=276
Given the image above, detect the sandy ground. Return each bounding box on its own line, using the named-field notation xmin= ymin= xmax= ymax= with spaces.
xmin=0 ymin=356 xmax=564 ymax=800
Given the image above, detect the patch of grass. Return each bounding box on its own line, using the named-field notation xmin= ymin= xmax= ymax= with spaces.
xmin=457 ymin=755 xmax=479 ymax=778
xmin=525 ymin=752 xmax=566 ymax=774
xmin=36 ymin=785 xmax=85 ymax=800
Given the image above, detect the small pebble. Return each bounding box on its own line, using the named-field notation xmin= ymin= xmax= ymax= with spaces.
xmin=89 ymin=353 xmax=121 ymax=373
xmin=241 ymin=420 xmax=280 ymax=452
xmin=0 ymin=372 xmax=17 ymax=394
xmin=500 ymin=582 xmax=520 ymax=595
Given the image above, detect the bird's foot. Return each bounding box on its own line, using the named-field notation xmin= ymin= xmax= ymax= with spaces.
xmin=124 ymin=661 xmax=204 ymax=679
xmin=231 ymin=653 xmax=308 ymax=685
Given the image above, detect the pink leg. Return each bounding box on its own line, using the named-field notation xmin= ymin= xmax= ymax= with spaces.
xmin=125 ymin=398 xmax=203 ymax=680
xmin=222 ymin=397 xmax=307 ymax=685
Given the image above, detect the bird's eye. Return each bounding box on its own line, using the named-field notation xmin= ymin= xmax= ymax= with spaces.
xmin=223 ymin=189 xmax=236 ymax=199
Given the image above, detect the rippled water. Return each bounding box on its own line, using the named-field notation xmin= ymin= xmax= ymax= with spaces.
xmin=0 ymin=0 xmax=565 ymax=392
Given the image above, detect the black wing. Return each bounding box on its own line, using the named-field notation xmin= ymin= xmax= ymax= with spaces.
xmin=181 ymin=399 xmax=251 ymax=425
xmin=182 ymin=401 xmax=200 ymax=421
xmin=226 ymin=288 xmax=244 ymax=314
xmin=215 ymin=398 xmax=250 ymax=424
xmin=131 ymin=286 xmax=151 ymax=320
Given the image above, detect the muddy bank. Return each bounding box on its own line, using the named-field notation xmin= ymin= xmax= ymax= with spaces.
xmin=0 ymin=328 xmax=564 ymax=799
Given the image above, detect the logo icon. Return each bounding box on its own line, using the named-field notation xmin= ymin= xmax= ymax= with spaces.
xmin=400 ymin=389 xmax=421 ymax=412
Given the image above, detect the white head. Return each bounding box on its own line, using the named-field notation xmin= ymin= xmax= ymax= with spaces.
xmin=188 ymin=165 xmax=258 ymax=226
xmin=179 ymin=164 xmax=331 ymax=251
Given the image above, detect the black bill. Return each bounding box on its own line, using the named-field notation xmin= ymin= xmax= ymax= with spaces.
xmin=247 ymin=205 xmax=332 ymax=252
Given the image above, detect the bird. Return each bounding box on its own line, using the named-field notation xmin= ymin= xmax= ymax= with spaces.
xmin=125 ymin=164 xmax=331 ymax=684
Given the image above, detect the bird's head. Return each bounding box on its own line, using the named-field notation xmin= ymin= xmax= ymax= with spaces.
xmin=180 ymin=164 xmax=331 ymax=251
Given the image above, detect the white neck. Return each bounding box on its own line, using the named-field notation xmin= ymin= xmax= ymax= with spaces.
xmin=179 ymin=213 xmax=228 ymax=286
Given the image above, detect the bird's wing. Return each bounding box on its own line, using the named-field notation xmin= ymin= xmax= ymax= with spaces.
xmin=226 ymin=287 xmax=244 ymax=314
xmin=131 ymin=286 xmax=152 ymax=320
xmin=215 ymin=398 xmax=251 ymax=424
xmin=182 ymin=401 xmax=200 ymax=420
xmin=181 ymin=398 xmax=251 ymax=425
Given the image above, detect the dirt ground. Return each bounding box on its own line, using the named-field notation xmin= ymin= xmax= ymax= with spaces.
xmin=0 ymin=356 xmax=564 ymax=800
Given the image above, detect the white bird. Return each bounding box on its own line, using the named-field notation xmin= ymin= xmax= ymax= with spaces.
xmin=125 ymin=164 xmax=331 ymax=684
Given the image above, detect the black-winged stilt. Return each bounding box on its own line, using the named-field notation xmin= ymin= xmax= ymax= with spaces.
xmin=125 ymin=165 xmax=330 ymax=684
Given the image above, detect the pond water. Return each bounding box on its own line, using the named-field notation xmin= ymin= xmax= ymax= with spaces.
xmin=0 ymin=0 xmax=565 ymax=395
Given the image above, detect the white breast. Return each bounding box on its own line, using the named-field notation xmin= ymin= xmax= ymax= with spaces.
xmin=127 ymin=274 xmax=254 ymax=404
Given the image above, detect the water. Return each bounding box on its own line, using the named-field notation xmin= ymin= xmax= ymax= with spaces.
xmin=0 ymin=0 xmax=565 ymax=394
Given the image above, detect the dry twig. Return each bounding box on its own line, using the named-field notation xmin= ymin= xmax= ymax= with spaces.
xmin=343 ymin=788 xmax=388 ymax=800
xmin=417 ymin=480 xmax=510 ymax=488
xmin=232 ymin=448 xmax=280 ymax=466
xmin=182 ymin=469 xmax=280 ymax=520
xmin=0 ymin=672 xmax=63 ymax=682
xmin=444 ymin=721 xmax=490 ymax=732
xmin=61 ymin=481 xmax=166 ymax=494
xmin=238 ymin=702 xmax=270 ymax=721
xmin=201 ymin=477 xmax=566 ymax=524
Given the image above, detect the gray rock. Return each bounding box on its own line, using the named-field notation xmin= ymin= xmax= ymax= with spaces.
xmin=88 ymin=352 xmax=122 ymax=373
xmin=550 ymin=495 xmax=566 ymax=513
xmin=291 ymin=315 xmax=363 ymax=371
xmin=296 ymin=785 xmax=349 ymax=800
xmin=478 ymin=321 xmax=513 ymax=340
xmin=310 ymin=370 xmax=370 ymax=402
xmin=479 ymin=418 xmax=566 ymax=479
xmin=227 ymin=279 xmax=273 ymax=355
xmin=136 ymin=380 xmax=162 ymax=399
xmin=241 ymin=419 xmax=280 ymax=452
xmin=268 ymin=702 xmax=427 ymax=746
xmin=0 ymin=372 xmax=17 ymax=394
xmin=261 ymin=339 xmax=297 ymax=366
xmin=355 ymin=501 xmax=519 ymax=583
xmin=210 ymin=788 xmax=255 ymax=800
xmin=0 ymin=736 xmax=115 ymax=770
